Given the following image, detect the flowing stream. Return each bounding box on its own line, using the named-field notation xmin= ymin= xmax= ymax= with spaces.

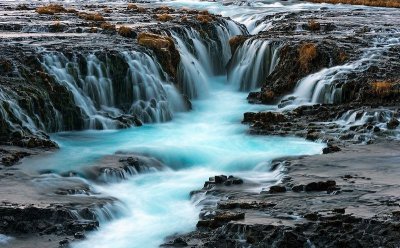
xmin=23 ymin=76 xmax=323 ymax=248
xmin=12 ymin=0 xmax=337 ymax=247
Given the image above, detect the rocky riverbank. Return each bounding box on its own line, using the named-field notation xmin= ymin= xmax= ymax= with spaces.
xmin=164 ymin=140 xmax=400 ymax=247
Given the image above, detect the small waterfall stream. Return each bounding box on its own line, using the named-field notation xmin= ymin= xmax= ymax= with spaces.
xmin=0 ymin=87 xmax=39 ymax=134
xmin=42 ymin=50 xmax=185 ymax=129
xmin=227 ymin=39 xmax=281 ymax=91
xmin=280 ymin=37 xmax=400 ymax=107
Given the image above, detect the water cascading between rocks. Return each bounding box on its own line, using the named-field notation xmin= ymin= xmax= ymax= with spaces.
xmin=41 ymin=50 xmax=184 ymax=129
xmin=280 ymin=37 xmax=400 ymax=108
xmin=227 ymin=39 xmax=281 ymax=91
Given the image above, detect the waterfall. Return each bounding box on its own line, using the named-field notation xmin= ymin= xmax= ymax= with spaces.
xmin=172 ymin=20 xmax=244 ymax=99
xmin=338 ymin=109 xmax=398 ymax=128
xmin=0 ymin=85 xmax=65 ymax=138
xmin=172 ymin=29 xmax=211 ymax=99
xmin=42 ymin=50 xmax=185 ymax=129
xmin=42 ymin=53 xmax=118 ymax=129
xmin=0 ymin=87 xmax=39 ymax=135
xmin=227 ymin=39 xmax=281 ymax=91
xmin=122 ymin=51 xmax=185 ymax=123
xmin=280 ymin=37 xmax=400 ymax=107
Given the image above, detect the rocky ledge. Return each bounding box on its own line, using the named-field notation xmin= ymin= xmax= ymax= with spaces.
xmin=165 ymin=141 xmax=400 ymax=247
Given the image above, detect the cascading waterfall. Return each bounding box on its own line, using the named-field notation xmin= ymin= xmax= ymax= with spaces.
xmin=42 ymin=53 xmax=117 ymax=129
xmin=338 ymin=109 xmax=399 ymax=130
xmin=42 ymin=50 xmax=185 ymax=129
xmin=173 ymin=21 xmax=244 ymax=99
xmin=280 ymin=37 xmax=400 ymax=107
xmin=172 ymin=29 xmax=211 ymax=99
xmin=0 ymin=87 xmax=39 ymax=135
xmin=227 ymin=39 xmax=281 ymax=91
xmin=122 ymin=51 xmax=185 ymax=123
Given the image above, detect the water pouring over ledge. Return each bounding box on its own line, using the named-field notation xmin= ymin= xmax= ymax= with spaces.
xmin=23 ymin=76 xmax=322 ymax=248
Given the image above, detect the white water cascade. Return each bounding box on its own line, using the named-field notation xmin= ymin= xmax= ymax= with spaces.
xmin=173 ymin=22 xmax=243 ymax=99
xmin=227 ymin=39 xmax=281 ymax=91
xmin=0 ymin=87 xmax=39 ymax=135
xmin=280 ymin=37 xmax=400 ymax=108
xmin=42 ymin=51 xmax=185 ymax=129
xmin=338 ymin=109 xmax=399 ymax=129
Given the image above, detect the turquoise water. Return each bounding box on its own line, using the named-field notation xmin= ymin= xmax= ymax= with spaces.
xmin=23 ymin=76 xmax=324 ymax=248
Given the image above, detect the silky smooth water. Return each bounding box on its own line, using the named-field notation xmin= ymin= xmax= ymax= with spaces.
xmin=13 ymin=1 xmax=333 ymax=247
xmin=23 ymin=76 xmax=324 ymax=248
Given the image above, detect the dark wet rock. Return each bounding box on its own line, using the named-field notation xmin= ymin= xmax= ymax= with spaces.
xmin=305 ymin=180 xmax=336 ymax=192
xmin=229 ymin=35 xmax=248 ymax=54
xmin=243 ymin=111 xmax=287 ymax=124
xmin=218 ymin=201 xmax=276 ymax=210
xmin=161 ymin=237 xmax=188 ymax=247
xmin=304 ymin=212 xmax=319 ymax=221
xmin=333 ymin=208 xmax=345 ymax=214
xmin=82 ymin=153 xmax=165 ymax=182
xmin=0 ymin=205 xmax=98 ymax=235
xmin=197 ymin=212 xmax=245 ymax=229
xmin=203 ymin=175 xmax=243 ymax=189
xmin=268 ymin=185 xmax=286 ymax=193
xmin=322 ymin=144 xmax=341 ymax=154
xmin=387 ymin=118 xmax=399 ymax=129
xmin=291 ymin=185 xmax=305 ymax=192
xmin=59 ymin=239 xmax=70 ymax=246
xmin=74 ymin=232 xmax=85 ymax=239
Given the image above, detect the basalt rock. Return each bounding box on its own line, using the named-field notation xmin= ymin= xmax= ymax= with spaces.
xmin=387 ymin=118 xmax=400 ymax=129
xmin=0 ymin=205 xmax=98 ymax=236
xmin=268 ymin=185 xmax=286 ymax=193
xmin=304 ymin=180 xmax=336 ymax=192
xmin=137 ymin=32 xmax=180 ymax=78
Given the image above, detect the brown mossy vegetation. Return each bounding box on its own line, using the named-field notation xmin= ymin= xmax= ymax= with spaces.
xmin=262 ymin=90 xmax=276 ymax=103
xmin=155 ymin=6 xmax=173 ymax=13
xmin=196 ymin=14 xmax=213 ymax=24
xmin=307 ymin=0 xmax=400 ymax=8
xmin=370 ymin=81 xmax=400 ymax=97
xmin=308 ymin=19 xmax=321 ymax=31
xmin=127 ymin=4 xmax=146 ymax=13
xmin=229 ymin=36 xmax=248 ymax=54
xmin=78 ymin=12 xmax=105 ymax=22
xmin=298 ymin=43 xmax=318 ymax=72
xmin=36 ymin=4 xmax=66 ymax=15
xmin=100 ymin=22 xmax=116 ymax=31
xmin=127 ymin=4 xmax=138 ymax=10
xmin=195 ymin=10 xmax=214 ymax=24
xmin=339 ymin=50 xmax=348 ymax=63
xmin=180 ymin=16 xmax=189 ymax=22
xmin=137 ymin=33 xmax=174 ymax=50
xmin=118 ymin=26 xmax=134 ymax=38
xmin=137 ymin=32 xmax=180 ymax=77
xmin=156 ymin=14 xmax=174 ymax=22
